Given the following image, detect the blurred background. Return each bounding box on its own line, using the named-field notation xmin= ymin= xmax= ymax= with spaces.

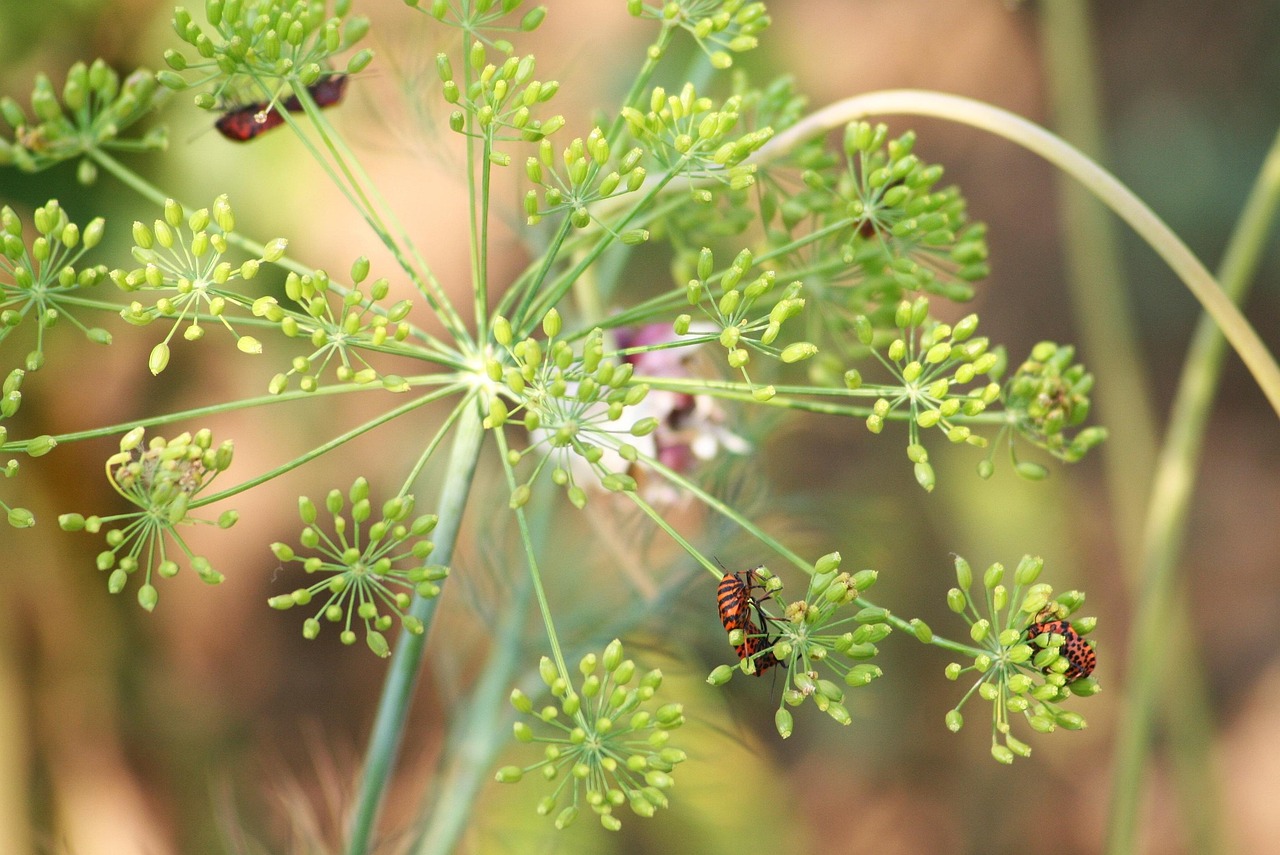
xmin=2 ymin=1 xmax=1279 ymax=853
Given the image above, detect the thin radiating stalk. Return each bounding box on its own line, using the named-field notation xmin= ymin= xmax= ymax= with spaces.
xmin=1107 ymin=123 xmax=1280 ymax=855
xmin=87 ymin=149 xmax=461 ymax=358
xmin=345 ymin=404 xmax=487 ymax=855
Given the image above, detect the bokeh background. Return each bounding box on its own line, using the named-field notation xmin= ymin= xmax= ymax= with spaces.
xmin=2 ymin=1 xmax=1279 ymax=853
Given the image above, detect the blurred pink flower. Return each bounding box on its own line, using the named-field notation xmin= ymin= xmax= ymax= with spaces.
xmin=615 ymin=324 xmax=750 ymax=498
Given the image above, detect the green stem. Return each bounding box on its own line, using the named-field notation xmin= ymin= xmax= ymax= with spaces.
xmin=602 ymin=24 xmax=674 ymax=145
xmin=413 ymin=474 xmax=560 ymax=855
xmin=494 ymin=430 xmax=571 ymax=681
xmin=1037 ymin=1 xmax=1159 ymax=558
xmin=286 ymin=92 xmax=472 ymax=344
xmin=498 ymin=216 xmax=574 ymax=324
xmin=6 ymin=381 xmax=446 ymax=448
xmin=88 ymin=148 xmax=460 ymax=357
xmin=345 ymin=403 xmax=487 ymax=855
xmin=1106 ymin=121 xmax=1280 ymax=855
xmin=752 ymin=90 xmax=1280 ymax=420
xmin=474 ymin=135 xmax=492 ymax=341
xmin=634 ymin=374 xmax=1011 ymax=426
xmin=414 ymin=545 xmax=535 ymax=855
xmin=615 ymin=441 xmax=808 ymax=570
xmin=1037 ymin=6 xmax=1225 ymax=853
xmin=196 ymin=384 xmax=466 ymax=506
xmin=516 ymin=173 xmax=678 ymax=334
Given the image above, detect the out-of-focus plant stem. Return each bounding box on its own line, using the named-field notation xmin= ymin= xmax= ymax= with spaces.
xmin=1106 ymin=121 xmax=1280 ymax=855
xmin=346 ymin=404 xmax=486 ymax=855
xmin=1037 ymin=4 xmax=1223 ymax=853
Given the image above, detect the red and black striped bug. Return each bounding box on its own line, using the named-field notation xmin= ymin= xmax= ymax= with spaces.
xmin=739 ymin=619 xmax=783 ymax=675
xmin=215 ymin=75 xmax=350 ymax=142
xmin=1025 ymin=616 xmax=1096 ymax=682
xmin=716 ymin=567 xmax=783 ymax=676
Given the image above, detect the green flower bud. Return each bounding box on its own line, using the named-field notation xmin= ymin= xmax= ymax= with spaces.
xmin=855 ymin=606 xmax=889 ymax=624
xmin=853 ymin=315 xmax=872 ymax=345
xmin=826 ymin=702 xmax=852 ymax=726
xmin=506 ymin=686 xmax=532 ymax=716
xmin=7 ymin=507 xmax=35 ymax=528
xmin=707 ymin=664 xmax=734 ymax=685
xmin=993 ymin=585 xmax=1009 ymax=612
xmin=775 ymin=708 xmax=793 ymax=739
xmin=1014 ymin=555 xmax=1043 ymax=586
xmin=850 ymin=569 xmax=878 ymax=592
xmin=1015 ymin=461 xmax=1049 ymax=481
xmin=363 ymin=627 xmax=386 ymax=660
xmin=845 ymin=643 xmax=878 ymax=660
xmin=983 ymin=563 xmax=1004 ymax=589
xmin=495 ymin=766 xmax=524 ymax=783
xmin=509 ymin=484 xmax=531 ymax=508
xmin=1055 ymin=711 xmax=1086 ymax=730
xmin=945 ymin=709 xmax=963 ymax=732
xmin=26 ymin=434 xmax=56 ymax=457
xmin=780 ymin=342 xmax=817 ymax=363
xmin=1057 ymin=590 xmax=1086 ymax=612
xmin=1027 ymin=715 xmax=1055 ymax=734
xmin=845 ymin=664 xmax=882 ymax=687
xmin=913 ymin=461 xmax=935 ymax=492
xmin=146 ymin=342 xmax=170 ymax=376
xmin=236 ymin=335 xmax=262 ymax=354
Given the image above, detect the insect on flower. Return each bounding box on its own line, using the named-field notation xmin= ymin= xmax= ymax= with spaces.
xmin=285 ymin=74 xmax=349 ymax=110
xmin=215 ymin=102 xmax=286 ymax=141
xmin=716 ymin=567 xmax=783 ymax=676
xmin=740 ymin=619 xmax=783 ymax=675
xmin=1025 ymin=616 xmax=1096 ymax=682
xmin=215 ymin=75 xmax=350 ymax=142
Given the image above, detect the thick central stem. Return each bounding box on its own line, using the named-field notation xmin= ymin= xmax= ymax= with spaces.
xmin=345 ymin=403 xmax=487 ymax=855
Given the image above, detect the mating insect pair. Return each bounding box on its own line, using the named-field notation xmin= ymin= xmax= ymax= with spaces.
xmin=215 ymin=74 xmax=349 ymax=142
xmin=716 ymin=567 xmax=783 ymax=676
xmin=1025 ymin=615 xmax=1096 ymax=682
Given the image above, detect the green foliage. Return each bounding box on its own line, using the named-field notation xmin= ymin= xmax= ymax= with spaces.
xmin=0 ymin=0 xmax=1118 ymax=847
